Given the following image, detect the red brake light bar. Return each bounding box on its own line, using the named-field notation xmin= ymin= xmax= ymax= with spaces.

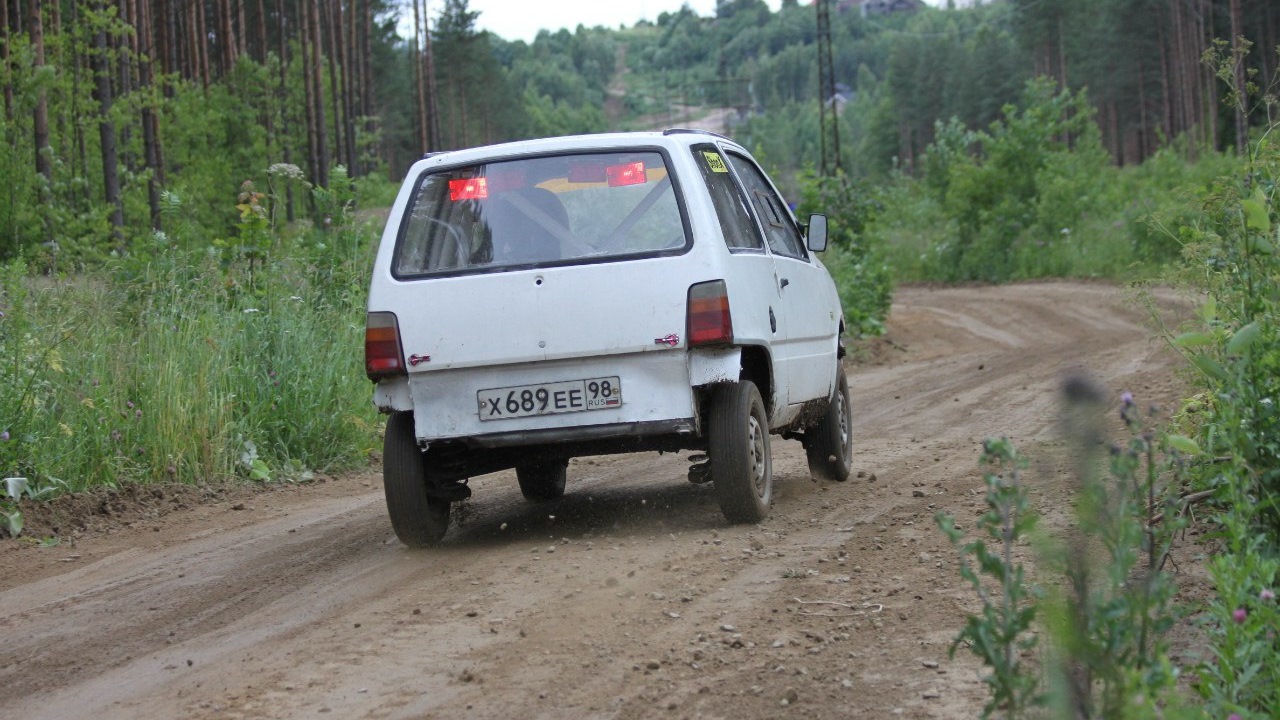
xmin=449 ymin=177 xmax=488 ymax=201
xmin=607 ymin=162 xmax=647 ymax=187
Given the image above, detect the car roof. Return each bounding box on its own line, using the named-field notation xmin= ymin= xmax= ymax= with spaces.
xmin=410 ymin=130 xmax=748 ymax=173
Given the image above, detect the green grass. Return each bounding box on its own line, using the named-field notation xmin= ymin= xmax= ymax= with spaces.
xmin=1 ymin=231 xmax=381 ymax=496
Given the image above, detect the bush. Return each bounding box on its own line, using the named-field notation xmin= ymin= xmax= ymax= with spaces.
xmin=797 ymin=171 xmax=893 ymax=337
xmin=0 ymin=195 xmax=381 ymax=506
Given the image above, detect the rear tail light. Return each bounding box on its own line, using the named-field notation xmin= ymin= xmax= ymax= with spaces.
xmin=687 ymin=280 xmax=733 ymax=347
xmin=365 ymin=312 xmax=406 ymax=380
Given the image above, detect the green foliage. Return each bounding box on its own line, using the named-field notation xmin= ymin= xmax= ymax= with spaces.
xmin=867 ymin=81 xmax=1245 ymax=284
xmin=926 ymin=79 xmax=1107 ymax=281
xmin=1166 ymin=115 xmax=1280 ymax=717
xmin=0 ymin=181 xmax=382 ymax=500
xmin=937 ymin=437 xmax=1043 ymax=719
xmin=1041 ymin=391 xmax=1184 ymax=719
xmin=938 ymin=390 xmax=1189 ymax=718
xmin=797 ymin=171 xmax=892 ymax=337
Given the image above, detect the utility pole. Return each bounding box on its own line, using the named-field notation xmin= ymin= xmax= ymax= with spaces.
xmin=816 ymin=0 xmax=841 ymax=175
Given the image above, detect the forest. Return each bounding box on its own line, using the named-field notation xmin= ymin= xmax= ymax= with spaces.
xmin=0 ymin=0 xmax=1277 ymax=262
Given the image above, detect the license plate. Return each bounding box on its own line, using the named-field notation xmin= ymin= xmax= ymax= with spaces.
xmin=477 ymin=377 xmax=622 ymax=421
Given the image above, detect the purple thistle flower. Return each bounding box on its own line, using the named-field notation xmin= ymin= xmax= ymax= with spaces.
xmin=1233 ymin=608 xmax=1247 ymax=624
xmin=135 ymin=409 xmax=142 ymax=419
xmin=127 ymin=400 xmax=135 ymax=409
xmin=1 ymin=430 xmax=9 ymax=441
xmin=1263 ymin=589 xmax=1276 ymax=602
xmin=1229 ymin=714 xmax=1242 ymax=720
xmin=1121 ymin=391 xmax=1134 ymax=406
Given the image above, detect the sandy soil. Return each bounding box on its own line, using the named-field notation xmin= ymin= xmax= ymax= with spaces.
xmin=0 ymin=281 xmax=1198 ymax=719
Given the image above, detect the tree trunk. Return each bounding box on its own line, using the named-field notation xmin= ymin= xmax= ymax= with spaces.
xmin=323 ymin=0 xmax=343 ymax=172
xmin=301 ymin=0 xmax=319 ymax=187
xmin=1229 ymin=0 xmax=1248 ymax=154
xmin=92 ymin=0 xmax=125 ymax=247
xmin=276 ymin=0 xmax=295 ymax=222
xmin=237 ymin=0 xmax=248 ymax=59
xmin=2 ymin=0 xmax=12 ymax=122
xmin=29 ymin=0 xmax=53 ymax=242
xmin=219 ymin=0 xmax=236 ymax=75
xmin=255 ymin=0 xmax=268 ymax=65
xmin=138 ymin=0 xmax=164 ymax=230
xmin=310 ymin=0 xmax=328 ymax=188
xmin=337 ymin=0 xmax=358 ymax=175
xmin=30 ymin=0 xmax=51 ymax=183
xmin=425 ymin=2 xmax=441 ymax=150
xmin=413 ymin=0 xmax=428 ymax=153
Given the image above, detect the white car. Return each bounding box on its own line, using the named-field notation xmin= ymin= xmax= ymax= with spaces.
xmin=365 ymin=130 xmax=852 ymax=546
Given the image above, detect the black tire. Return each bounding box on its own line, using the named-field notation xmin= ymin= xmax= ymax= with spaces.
xmin=806 ymin=368 xmax=853 ymax=482
xmin=382 ymin=412 xmax=451 ymax=547
xmin=516 ymin=460 xmax=568 ymax=502
xmin=710 ymin=381 xmax=773 ymax=523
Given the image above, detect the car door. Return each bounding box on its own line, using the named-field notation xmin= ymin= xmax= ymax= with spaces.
xmin=688 ymin=143 xmax=786 ymax=410
xmin=723 ymin=151 xmax=838 ymax=409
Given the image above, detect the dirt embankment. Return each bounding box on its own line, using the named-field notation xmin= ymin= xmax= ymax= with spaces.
xmin=0 ymin=281 xmax=1195 ymax=719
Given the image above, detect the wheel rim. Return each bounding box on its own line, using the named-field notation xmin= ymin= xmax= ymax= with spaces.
xmin=836 ymin=389 xmax=850 ymax=456
xmin=747 ymin=413 xmax=767 ymax=496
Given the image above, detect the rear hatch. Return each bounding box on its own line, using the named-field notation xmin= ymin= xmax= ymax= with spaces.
xmin=380 ymin=147 xmax=697 ymax=370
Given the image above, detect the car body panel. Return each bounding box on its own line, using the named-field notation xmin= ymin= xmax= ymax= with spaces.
xmin=367 ymin=131 xmax=843 ymax=450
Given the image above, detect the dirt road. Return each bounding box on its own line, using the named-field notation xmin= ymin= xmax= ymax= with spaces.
xmin=0 ymin=281 xmax=1193 ymax=719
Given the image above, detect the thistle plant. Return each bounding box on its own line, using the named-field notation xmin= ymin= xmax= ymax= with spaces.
xmin=1042 ymin=385 xmax=1185 ymax=719
xmin=937 ymin=437 xmax=1043 ymax=719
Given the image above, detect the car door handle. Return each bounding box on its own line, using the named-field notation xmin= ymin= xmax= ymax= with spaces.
xmin=769 ymin=307 xmax=777 ymax=333
xmin=779 ymin=277 xmax=790 ymax=289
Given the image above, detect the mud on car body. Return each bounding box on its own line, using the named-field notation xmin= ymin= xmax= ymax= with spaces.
xmin=365 ymin=129 xmax=852 ymax=546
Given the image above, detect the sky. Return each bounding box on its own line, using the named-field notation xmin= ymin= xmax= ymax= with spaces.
xmin=461 ymin=1 xmax=775 ymax=44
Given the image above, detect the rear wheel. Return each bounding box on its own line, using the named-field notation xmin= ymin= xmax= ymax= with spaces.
xmin=516 ymin=460 xmax=568 ymax=502
xmin=383 ymin=412 xmax=451 ymax=547
xmin=710 ymin=381 xmax=773 ymax=523
xmin=806 ymin=368 xmax=853 ymax=482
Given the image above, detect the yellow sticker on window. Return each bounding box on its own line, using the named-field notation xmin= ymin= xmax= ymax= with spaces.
xmin=702 ymin=151 xmax=728 ymax=173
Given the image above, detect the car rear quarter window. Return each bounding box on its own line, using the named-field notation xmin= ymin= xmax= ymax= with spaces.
xmin=691 ymin=144 xmax=765 ymax=252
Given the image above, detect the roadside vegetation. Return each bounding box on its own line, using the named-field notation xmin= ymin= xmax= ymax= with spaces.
xmin=2 ymin=2 xmax=1280 ymax=713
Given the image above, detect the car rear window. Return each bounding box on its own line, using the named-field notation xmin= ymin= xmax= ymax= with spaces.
xmin=393 ymin=151 xmax=689 ymax=277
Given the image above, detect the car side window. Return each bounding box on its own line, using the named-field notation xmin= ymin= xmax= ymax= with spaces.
xmin=725 ymin=153 xmax=807 ymax=261
xmin=691 ymin=144 xmax=765 ymax=252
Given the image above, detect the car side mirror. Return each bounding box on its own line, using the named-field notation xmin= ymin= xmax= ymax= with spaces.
xmin=806 ymin=214 xmax=828 ymax=253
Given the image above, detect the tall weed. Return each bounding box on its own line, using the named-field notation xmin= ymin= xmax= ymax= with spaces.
xmin=1167 ymin=119 xmax=1280 ymax=716
xmin=0 ymin=218 xmax=380 ymax=512
xmin=937 ymin=381 xmax=1190 ymax=719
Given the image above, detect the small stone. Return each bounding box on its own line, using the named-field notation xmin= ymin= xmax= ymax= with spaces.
xmin=923 ymin=690 xmax=941 ymax=699
xmin=782 ymin=687 xmax=799 ymax=705
xmin=231 ymin=503 xmax=246 ymax=511
xmin=922 ymin=660 xmax=939 ymax=669
xmin=912 ymin=490 xmax=925 ymax=498
xmin=720 ymin=624 xmax=737 ymax=632
xmin=646 ymin=660 xmax=661 ymax=670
